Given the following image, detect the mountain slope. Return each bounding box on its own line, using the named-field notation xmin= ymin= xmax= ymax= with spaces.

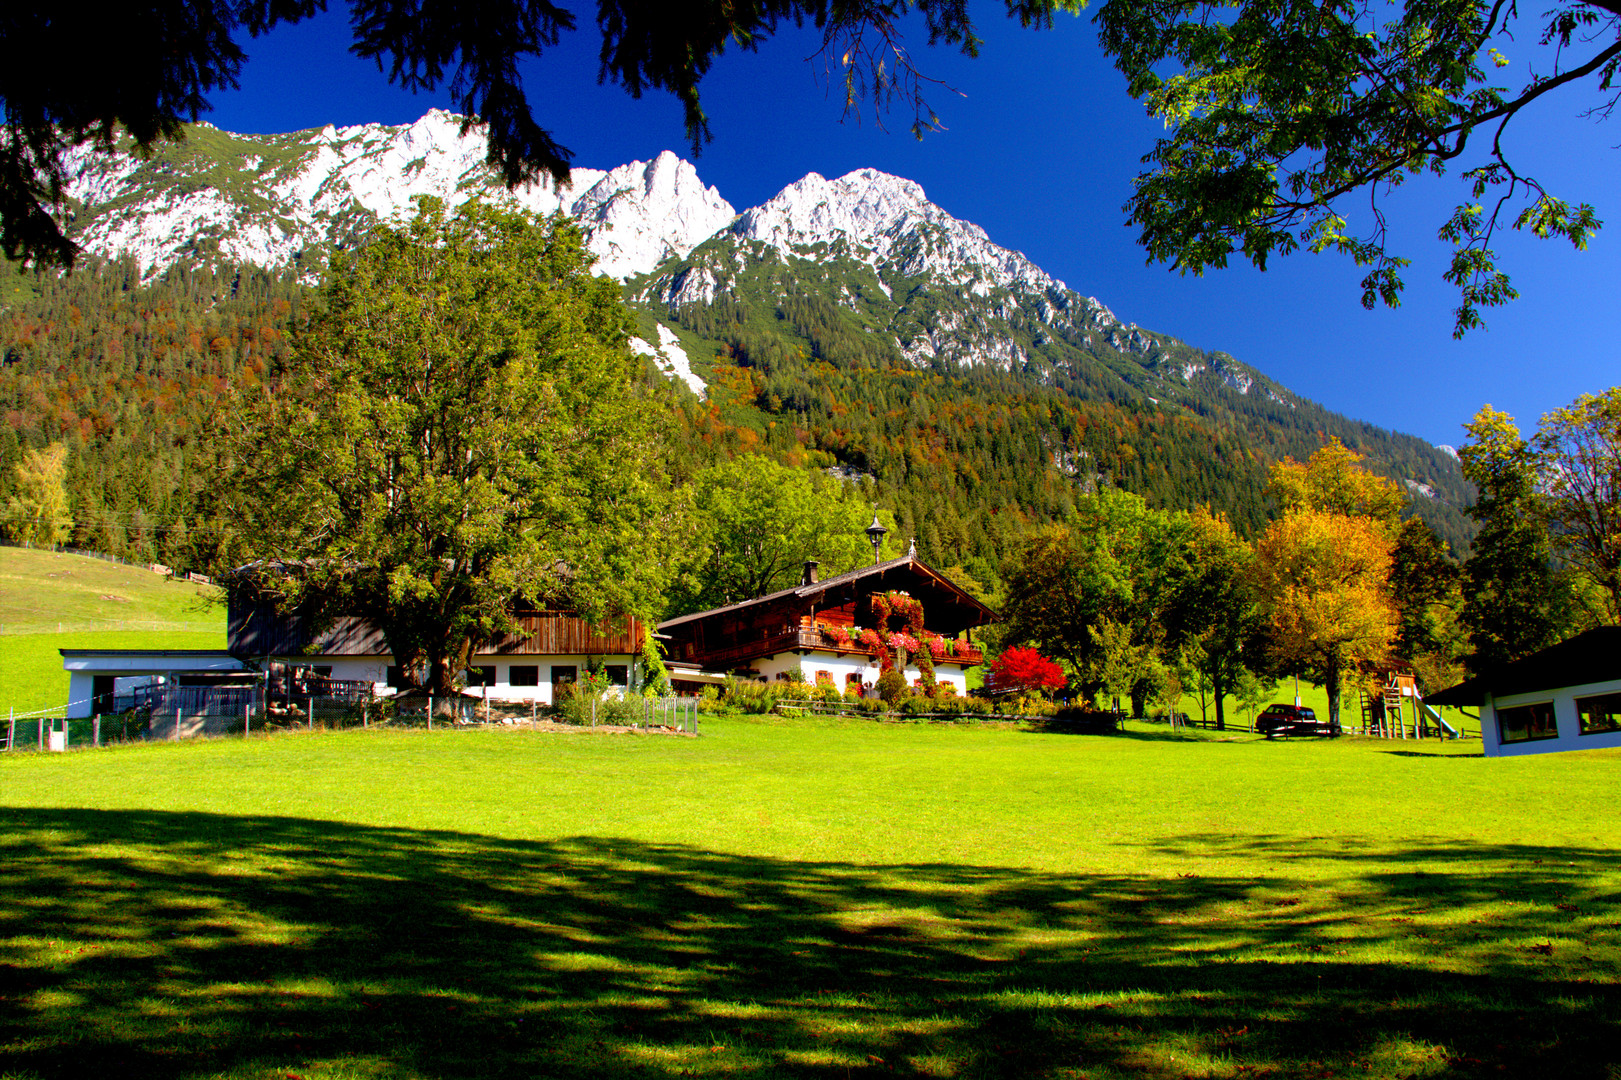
xmin=3 ymin=112 xmax=1475 ymax=584
xmin=624 ymin=166 xmax=1471 ymax=557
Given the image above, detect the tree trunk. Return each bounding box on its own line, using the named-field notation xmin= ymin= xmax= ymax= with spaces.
xmin=425 ymin=635 xmax=472 ymax=716
xmin=1213 ymin=668 xmax=1227 ymax=731
xmin=1130 ymin=680 xmax=1149 ymax=719
xmin=1324 ymin=657 xmax=1341 ymax=729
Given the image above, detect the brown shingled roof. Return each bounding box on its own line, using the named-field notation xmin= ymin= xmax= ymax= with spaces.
xmin=657 ymin=554 xmax=997 ymax=630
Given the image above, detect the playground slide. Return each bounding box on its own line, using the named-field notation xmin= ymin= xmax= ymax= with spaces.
xmin=1419 ymin=700 xmax=1460 ymax=739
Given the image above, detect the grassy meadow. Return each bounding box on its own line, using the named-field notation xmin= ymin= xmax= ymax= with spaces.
xmin=0 ymin=546 xmax=226 ymax=716
xmin=1 ymin=717 xmax=1616 ymax=1080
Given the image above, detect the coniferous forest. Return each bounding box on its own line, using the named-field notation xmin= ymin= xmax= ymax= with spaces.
xmin=0 ymin=251 xmax=1474 ymax=603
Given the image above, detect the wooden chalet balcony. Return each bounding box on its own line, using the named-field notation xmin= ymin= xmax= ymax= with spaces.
xmin=691 ymin=626 xmax=983 ymax=672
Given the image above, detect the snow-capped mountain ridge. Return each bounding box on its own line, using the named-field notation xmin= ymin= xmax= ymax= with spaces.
xmin=730 ymin=168 xmax=1069 ymax=299
xmin=58 ymin=110 xmax=1093 ymax=311
xmin=63 ymin=110 xmax=736 ymax=282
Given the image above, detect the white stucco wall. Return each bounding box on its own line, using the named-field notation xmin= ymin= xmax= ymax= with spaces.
xmin=1482 ymin=677 xmax=1621 ymax=757
xmin=750 ymin=648 xmax=974 ymax=697
xmin=61 ymin=650 xmax=639 ymax=716
xmin=317 ymin=653 xmax=638 ymax=706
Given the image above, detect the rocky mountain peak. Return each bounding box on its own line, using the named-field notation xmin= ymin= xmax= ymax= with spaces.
xmin=731 ymin=167 xmax=1066 ymax=298
xmin=59 ymin=112 xmax=732 ymax=282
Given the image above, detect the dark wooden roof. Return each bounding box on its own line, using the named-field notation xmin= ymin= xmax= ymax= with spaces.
xmin=658 ymin=555 xmax=997 ymax=632
xmin=228 ymin=593 xmax=641 ymax=659
xmin=1427 ymin=627 xmax=1621 ymax=706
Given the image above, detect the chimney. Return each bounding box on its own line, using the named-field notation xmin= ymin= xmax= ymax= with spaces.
xmin=802 ymin=560 xmax=819 ymax=586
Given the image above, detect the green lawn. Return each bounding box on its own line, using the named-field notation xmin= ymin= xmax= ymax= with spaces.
xmin=1 ymin=718 xmax=1615 ymax=1079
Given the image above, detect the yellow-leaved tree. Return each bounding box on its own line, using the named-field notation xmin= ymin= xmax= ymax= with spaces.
xmin=2 ymin=443 xmax=72 ymax=549
xmin=1256 ymin=441 xmax=1403 ymax=729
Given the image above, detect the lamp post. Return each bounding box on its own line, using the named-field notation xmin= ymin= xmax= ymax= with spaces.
xmin=865 ymin=514 xmax=888 ymax=565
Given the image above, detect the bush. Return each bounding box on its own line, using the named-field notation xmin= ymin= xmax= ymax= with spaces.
xmin=899 ymin=695 xmax=937 ymax=716
xmin=813 ymin=682 xmax=845 ymax=705
xmin=913 ymin=695 xmax=996 ymax=719
xmin=722 ymin=678 xmax=780 ymax=714
xmin=1049 ymin=706 xmax=1121 ymax=734
xmin=556 ymin=689 xmax=641 ymax=726
xmin=877 ymin=669 xmax=908 ymax=704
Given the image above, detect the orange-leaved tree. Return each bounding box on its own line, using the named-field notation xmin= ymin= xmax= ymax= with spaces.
xmin=1256 ymin=441 xmax=1404 ymax=729
xmin=1255 ymin=509 xmax=1397 ymax=730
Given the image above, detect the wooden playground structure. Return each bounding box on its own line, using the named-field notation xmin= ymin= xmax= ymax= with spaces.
xmin=1354 ymin=670 xmax=1468 ymax=739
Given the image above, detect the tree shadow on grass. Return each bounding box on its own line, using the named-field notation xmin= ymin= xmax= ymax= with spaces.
xmin=0 ymin=810 xmax=1617 ymax=1080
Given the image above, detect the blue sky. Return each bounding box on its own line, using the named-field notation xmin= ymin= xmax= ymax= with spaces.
xmin=206 ymin=5 xmax=1619 ymax=451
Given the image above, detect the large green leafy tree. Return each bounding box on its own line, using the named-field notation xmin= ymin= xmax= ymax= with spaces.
xmin=206 ymin=198 xmax=672 ymax=695
xmin=673 ymin=454 xmax=893 ymax=613
xmin=1457 ymin=405 xmax=1575 ymax=673
xmin=1389 ymin=517 xmax=1468 ymax=693
xmin=1533 ymin=387 xmax=1621 ymax=625
xmin=1096 ymin=0 xmax=1613 ymax=335
xmin=1163 ymin=506 xmax=1264 ymax=731
xmin=1001 ymin=488 xmax=1191 ymax=715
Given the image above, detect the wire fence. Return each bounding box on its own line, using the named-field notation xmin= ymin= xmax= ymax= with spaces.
xmin=0 ymin=687 xmax=699 ymax=753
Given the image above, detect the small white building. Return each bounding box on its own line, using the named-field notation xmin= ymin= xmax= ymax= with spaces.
xmin=1428 ymin=627 xmax=1621 ymax=757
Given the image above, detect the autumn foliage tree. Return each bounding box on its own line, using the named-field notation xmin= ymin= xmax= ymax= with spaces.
xmin=1255 ymin=442 xmax=1403 ymax=728
xmin=1 ymin=441 xmax=71 ymax=548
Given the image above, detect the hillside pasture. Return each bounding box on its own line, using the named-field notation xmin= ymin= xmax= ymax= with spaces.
xmin=0 ymin=546 xmax=226 ymax=716
xmin=0 ymin=718 xmax=1615 ymax=1080
xmin=0 ymin=546 xmax=222 ymax=635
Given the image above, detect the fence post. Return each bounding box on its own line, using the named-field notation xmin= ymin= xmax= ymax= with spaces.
xmin=174 ymin=702 xmax=181 ymax=741
xmin=428 ymin=697 xmax=433 ymax=731
xmin=245 ymin=702 xmax=252 ymax=737
xmin=39 ymin=716 xmax=44 ymax=751
xmin=7 ymin=707 xmax=13 ymax=752
xmin=362 ymin=702 xmax=368 ymax=728
xmin=93 ymin=715 xmax=100 ymax=748
xmin=307 ymin=698 xmax=313 ymax=731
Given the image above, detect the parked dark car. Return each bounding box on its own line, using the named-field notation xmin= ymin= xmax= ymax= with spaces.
xmin=1255 ymin=703 xmax=1340 ymax=739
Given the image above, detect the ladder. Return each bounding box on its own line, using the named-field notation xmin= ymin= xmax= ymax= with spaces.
xmin=1383 ymin=684 xmax=1406 ymax=738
